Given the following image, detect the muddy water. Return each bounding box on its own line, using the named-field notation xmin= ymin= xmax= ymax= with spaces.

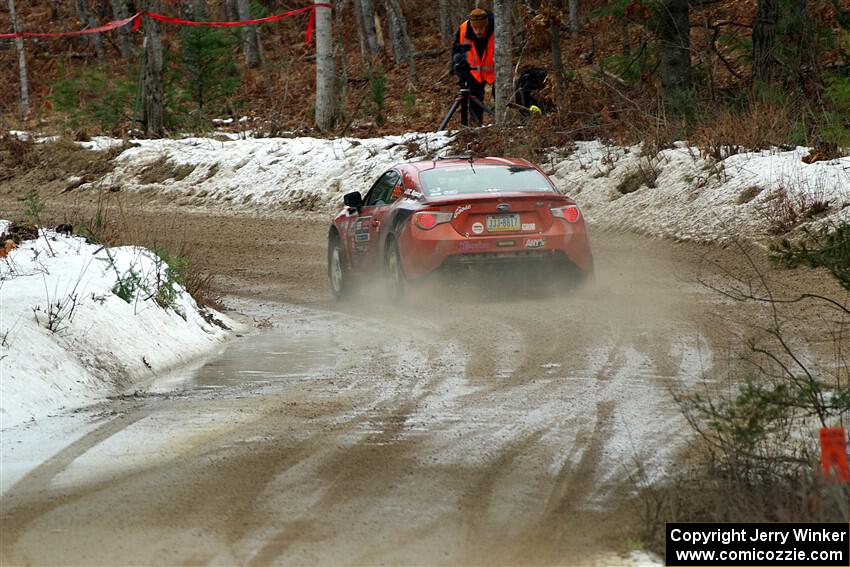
xmin=151 ymin=318 xmax=340 ymax=392
xmin=2 ymin=219 xmax=842 ymax=566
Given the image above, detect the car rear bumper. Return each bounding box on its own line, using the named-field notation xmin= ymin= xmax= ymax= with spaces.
xmin=398 ymin=222 xmax=594 ymax=280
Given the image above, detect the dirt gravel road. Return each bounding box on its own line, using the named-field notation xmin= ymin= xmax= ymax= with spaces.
xmin=1 ymin=197 xmax=842 ymax=566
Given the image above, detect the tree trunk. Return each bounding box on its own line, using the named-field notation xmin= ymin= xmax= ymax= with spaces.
xmin=315 ymin=0 xmax=336 ymax=131
xmin=387 ymin=0 xmax=404 ymax=64
xmin=568 ymin=0 xmax=579 ymax=38
xmin=358 ymin=0 xmax=381 ymax=54
xmin=386 ymin=0 xmax=417 ymax=84
xmin=494 ymin=0 xmax=513 ymax=124
xmin=373 ymin=10 xmax=386 ymax=50
xmin=8 ymin=0 xmax=29 ymax=119
xmin=352 ymin=0 xmax=369 ymax=63
xmin=752 ymin=0 xmax=780 ymax=86
xmin=76 ymin=0 xmax=106 ymax=62
xmin=335 ymin=0 xmax=349 ymax=112
xmin=109 ymin=0 xmax=134 ymax=58
xmin=224 ymin=0 xmax=239 ymax=22
xmin=237 ymin=0 xmax=262 ymax=68
xmin=550 ymin=0 xmax=567 ymax=109
xmin=179 ymin=1 xmax=206 ymax=23
xmin=438 ymin=0 xmax=453 ymax=42
xmin=655 ymin=0 xmax=691 ymax=98
xmin=142 ymin=0 xmax=164 ymax=137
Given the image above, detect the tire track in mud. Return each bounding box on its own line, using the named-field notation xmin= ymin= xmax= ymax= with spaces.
xmin=454 ymin=429 xmax=547 ymax=561
xmin=246 ymin=338 xmax=470 ymax=565
xmin=0 ymin=411 xmax=151 ymax=553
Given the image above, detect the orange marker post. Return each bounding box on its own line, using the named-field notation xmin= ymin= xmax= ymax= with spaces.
xmin=819 ymin=427 xmax=849 ymax=483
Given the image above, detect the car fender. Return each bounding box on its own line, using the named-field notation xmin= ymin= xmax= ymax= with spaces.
xmin=379 ymin=206 xmax=415 ymax=263
xmin=329 ymin=220 xmax=353 ymax=271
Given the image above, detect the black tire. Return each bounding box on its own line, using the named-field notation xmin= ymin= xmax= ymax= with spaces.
xmin=328 ymin=233 xmax=352 ymax=300
xmin=385 ymin=238 xmax=406 ymax=299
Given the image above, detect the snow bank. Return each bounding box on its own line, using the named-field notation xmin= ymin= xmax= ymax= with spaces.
xmin=0 ymin=225 xmax=232 ymax=429
xmin=548 ymin=141 xmax=850 ymax=242
xmin=75 ymin=132 xmax=849 ymax=241
xmin=91 ymin=132 xmax=454 ymax=212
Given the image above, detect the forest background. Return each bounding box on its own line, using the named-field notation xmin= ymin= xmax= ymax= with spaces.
xmin=1 ymin=0 xmax=849 ymax=161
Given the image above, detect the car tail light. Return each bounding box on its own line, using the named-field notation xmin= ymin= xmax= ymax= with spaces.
xmin=414 ymin=211 xmax=452 ymax=230
xmin=552 ymin=205 xmax=581 ymax=223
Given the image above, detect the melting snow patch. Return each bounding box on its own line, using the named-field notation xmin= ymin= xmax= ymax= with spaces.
xmin=0 ymin=224 xmax=233 ymax=429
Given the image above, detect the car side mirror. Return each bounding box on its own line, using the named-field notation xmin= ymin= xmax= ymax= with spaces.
xmin=344 ymin=191 xmax=363 ymax=211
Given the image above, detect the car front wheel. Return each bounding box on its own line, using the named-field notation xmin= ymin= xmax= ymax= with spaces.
xmin=328 ymin=234 xmax=351 ymax=300
xmin=385 ymin=239 xmax=406 ymax=299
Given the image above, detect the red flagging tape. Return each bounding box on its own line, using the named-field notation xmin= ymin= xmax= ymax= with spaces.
xmin=0 ymin=13 xmax=140 ymax=39
xmin=2 ymin=4 xmax=331 ymax=44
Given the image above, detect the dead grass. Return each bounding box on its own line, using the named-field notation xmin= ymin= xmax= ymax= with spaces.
xmin=758 ymin=187 xmax=832 ymax=235
xmin=54 ymin=190 xmax=223 ymax=310
xmin=736 ymin=185 xmax=763 ymax=205
xmin=139 ymin=160 xmax=197 ymax=185
xmin=1 ymin=135 xmax=37 ymax=172
xmin=617 ymin=158 xmax=660 ymax=195
xmin=0 ymin=135 xmax=124 ymax=188
xmin=637 ymin=460 xmax=849 ymax=558
xmin=693 ymin=101 xmax=796 ymax=160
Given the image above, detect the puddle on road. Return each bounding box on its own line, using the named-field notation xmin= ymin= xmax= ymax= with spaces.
xmin=147 ymin=311 xmax=341 ymax=393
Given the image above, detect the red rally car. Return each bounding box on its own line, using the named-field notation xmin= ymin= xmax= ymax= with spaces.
xmin=327 ymin=156 xmax=593 ymax=298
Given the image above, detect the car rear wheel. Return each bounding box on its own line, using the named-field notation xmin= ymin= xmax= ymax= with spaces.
xmin=328 ymin=233 xmax=351 ymax=300
xmin=561 ymin=261 xmax=593 ymax=289
xmin=385 ymin=239 xmax=406 ymax=299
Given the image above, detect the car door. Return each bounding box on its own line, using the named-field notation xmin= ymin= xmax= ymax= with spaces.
xmin=350 ymin=170 xmax=400 ymax=273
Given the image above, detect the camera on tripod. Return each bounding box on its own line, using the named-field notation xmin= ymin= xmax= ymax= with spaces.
xmin=437 ymin=43 xmax=493 ymax=131
xmin=452 ymin=44 xmax=472 ymax=85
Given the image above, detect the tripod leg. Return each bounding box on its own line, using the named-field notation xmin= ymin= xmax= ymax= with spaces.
xmin=461 ymin=94 xmax=469 ymax=126
xmin=470 ymin=96 xmax=493 ymax=117
xmin=438 ymin=96 xmax=462 ymax=132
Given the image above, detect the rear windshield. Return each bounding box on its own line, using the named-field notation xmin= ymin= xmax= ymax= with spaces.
xmin=419 ymin=165 xmax=556 ymax=197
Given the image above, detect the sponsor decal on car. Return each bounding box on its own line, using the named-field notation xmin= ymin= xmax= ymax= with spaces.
xmin=522 ymin=223 xmax=536 ymax=231
xmin=353 ymin=216 xmax=372 ymax=251
xmin=403 ymin=189 xmax=424 ymax=199
xmin=453 ymin=204 xmax=472 ymax=219
xmin=471 ymin=222 xmax=484 ymax=235
xmin=525 ymin=238 xmax=545 ymax=249
xmin=458 ymin=240 xmax=490 ymax=252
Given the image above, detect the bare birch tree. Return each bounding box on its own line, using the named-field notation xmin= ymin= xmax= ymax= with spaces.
xmin=8 ymin=0 xmax=29 ymax=119
xmin=386 ymin=0 xmax=417 ymax=84
xmin=76 ymin=0 xmax=106 ymax=63
xmin=315 ymin=0 xmax=336 ymax=131
xmin=237 ymin=0 xmax=262 ymax=68
xmin=494 ymin=0 xmax=513 ymax=124
xmin=142 ymin=0 xmax=164 ymax=137
xmin=110 ymin=0 xmax=134 ymax=58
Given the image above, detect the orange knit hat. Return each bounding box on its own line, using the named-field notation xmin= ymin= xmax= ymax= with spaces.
xmin=469 ymin=8 xmax=487 ymax=22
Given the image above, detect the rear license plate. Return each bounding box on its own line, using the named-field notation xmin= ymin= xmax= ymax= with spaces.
xmin=486 ymin=214 xmax=520 ymax=232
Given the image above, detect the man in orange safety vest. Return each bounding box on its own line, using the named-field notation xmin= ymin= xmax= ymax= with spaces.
xmin=451 ymin=7 xmax=495 ymax=125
